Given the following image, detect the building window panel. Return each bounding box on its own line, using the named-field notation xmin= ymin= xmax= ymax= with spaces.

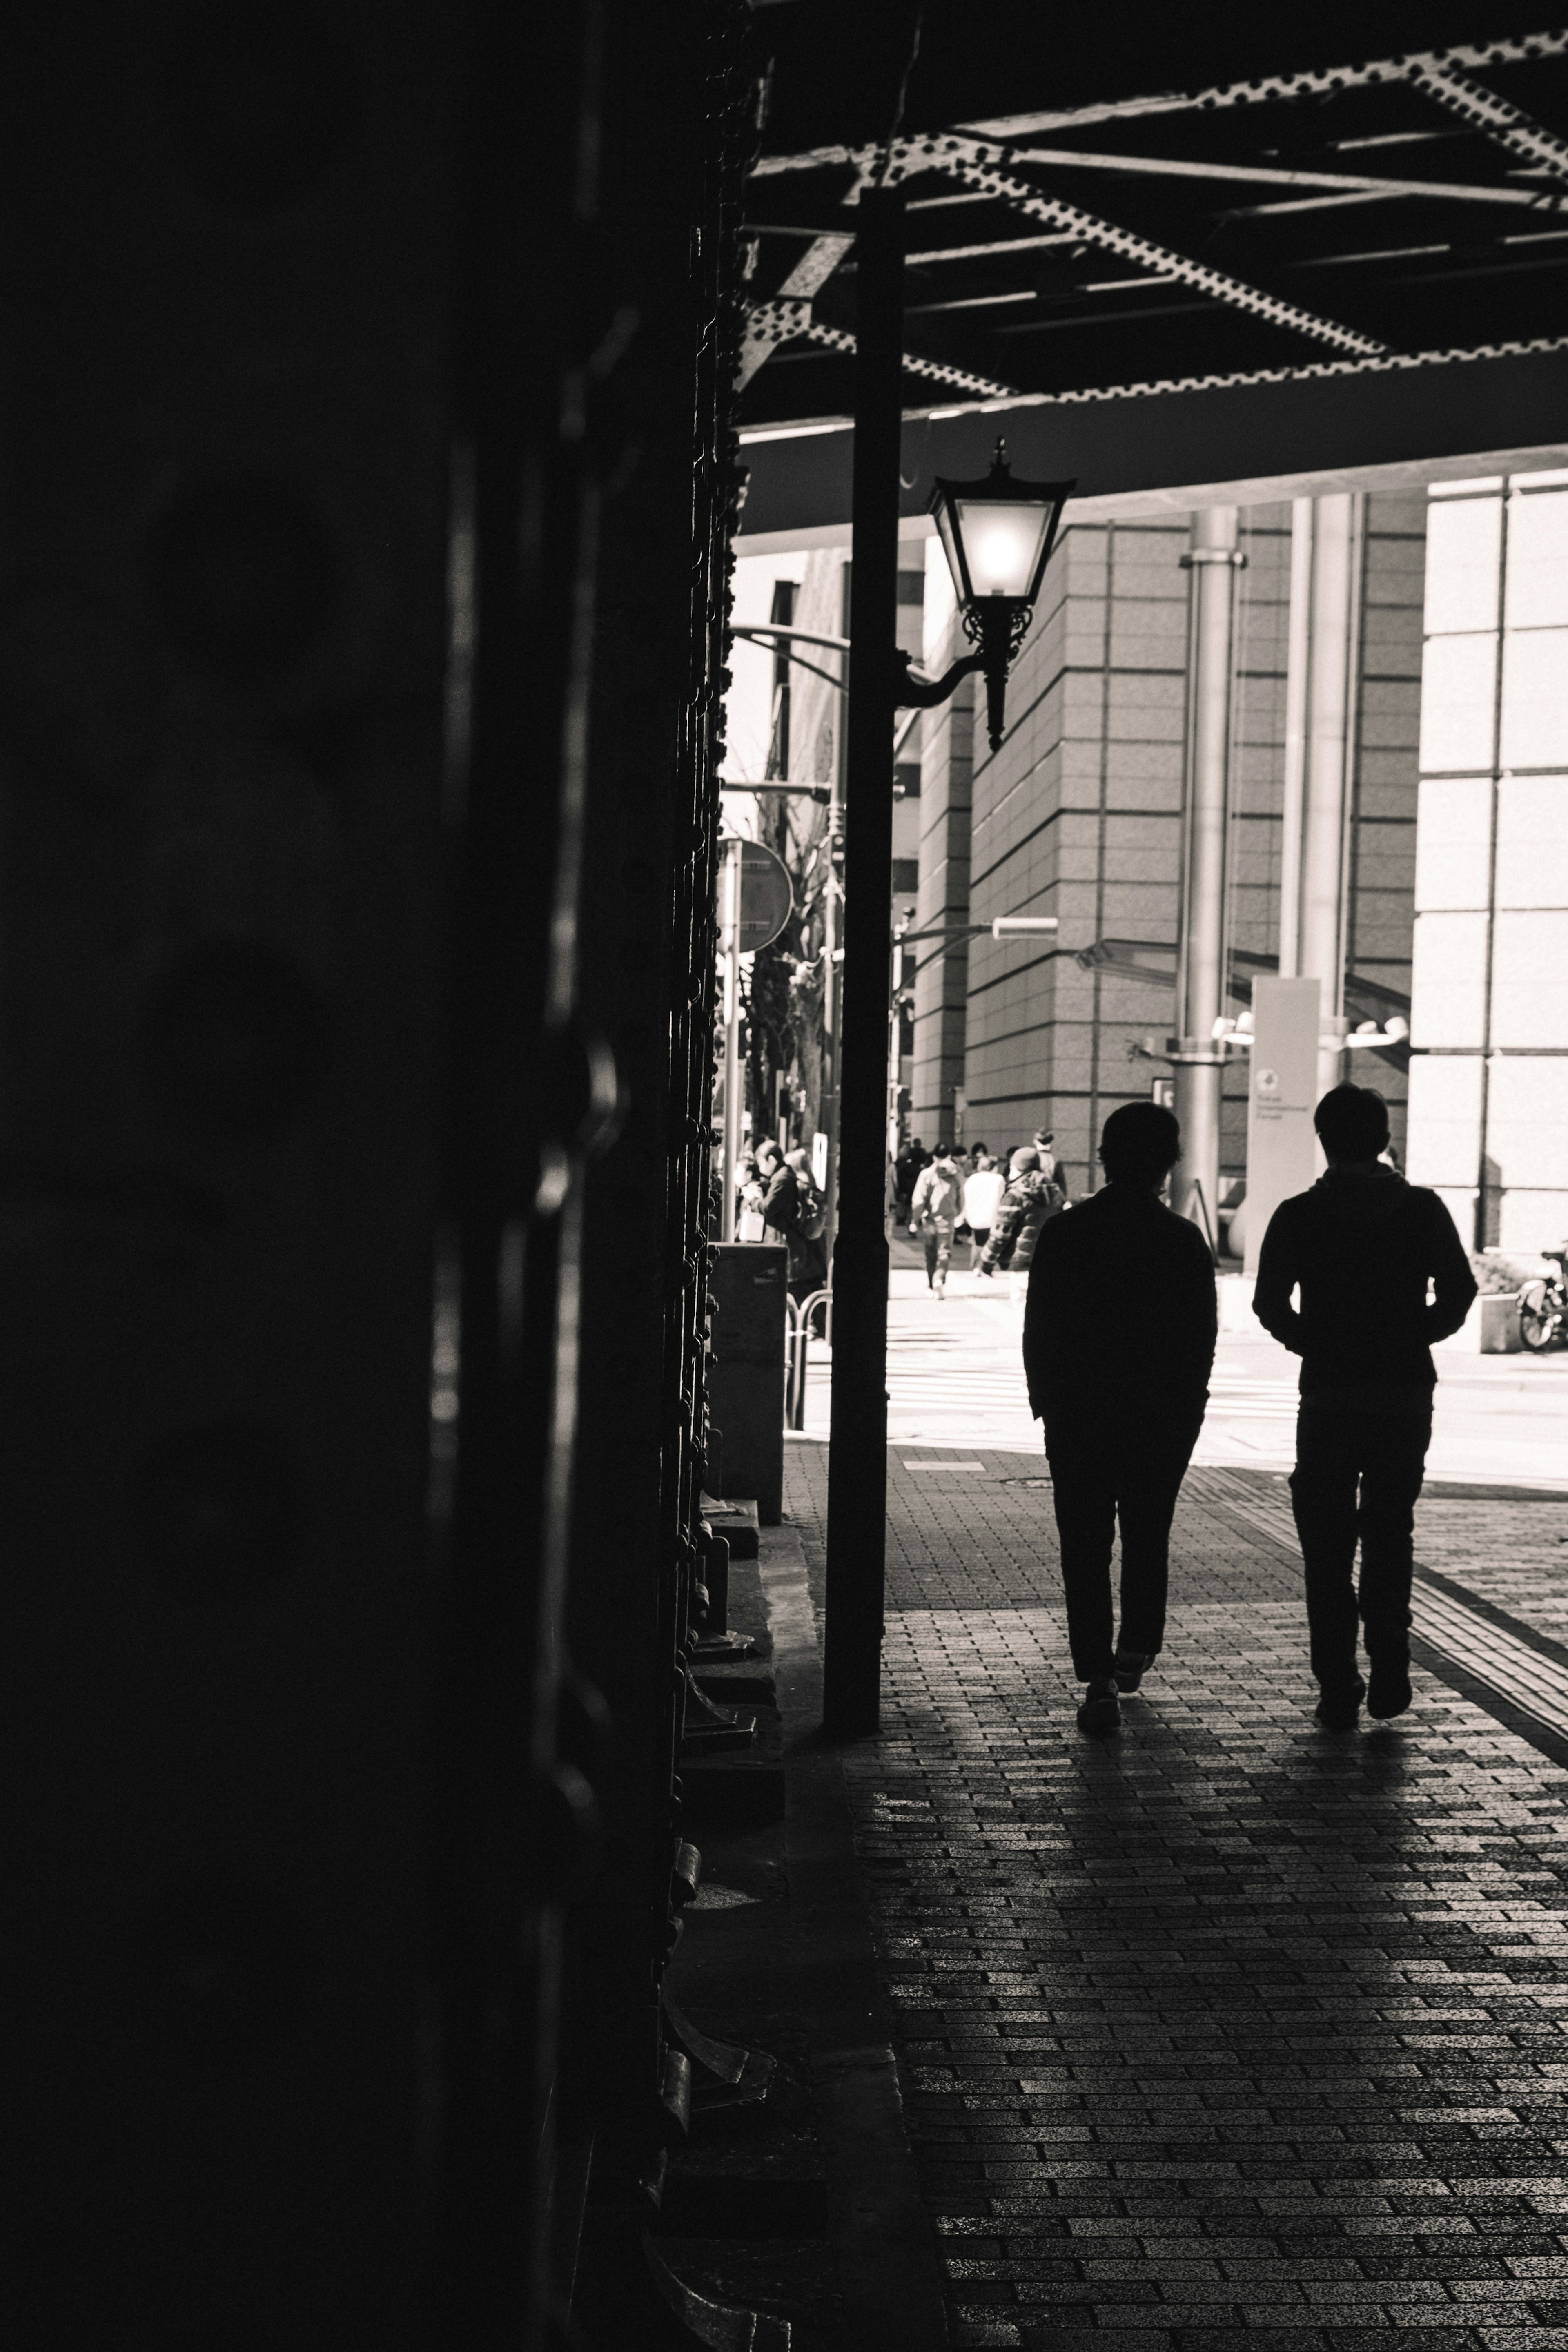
xmin=1418 ymin=632 xmax=1497 ymax=774
xmin=1413 ymin=776 xmax=1493 ymax=912
xmin=1485 ymin=1054 xmax=1568 ymax=1192
xmin=1495 ymin=776 xmax=1568 ymax=910
xmin=1499 ymin=627 xmax=1568 ymax=771
xmin=1499 ymin=1190 xmax=1568 ymax=1254
xmin=1490 ymin=909 xmax=1568 ymax=1049
xmin=1405 ymin=1052 xmax=1484 ymax=1187
xmin=1423 ymin=494 xmax=1502 ymax=634
xmin=1503 ymin=488 xmax=1568 ymax=631
xmin=1410 ymin=910 xmax=1490 ymax=1048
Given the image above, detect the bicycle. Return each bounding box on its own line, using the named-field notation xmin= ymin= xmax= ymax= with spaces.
xmin=1518 ymin=1247 xmax=1568 ymax=1353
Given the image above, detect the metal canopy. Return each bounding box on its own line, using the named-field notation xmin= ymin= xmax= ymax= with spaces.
xmin=736 ymin=11 xmax=1568 ymax=517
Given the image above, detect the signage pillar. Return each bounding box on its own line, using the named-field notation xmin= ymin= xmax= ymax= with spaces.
xmin=1244 ymin=976 xmax=1322 ymax=1277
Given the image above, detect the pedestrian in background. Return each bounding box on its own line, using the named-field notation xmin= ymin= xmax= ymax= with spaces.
xmin=1033 ymin=1128 xmax=1068 ymax=1200
xmin=784 ymin=1145 xmax=828 ymax=1304
xmin=980 ymin=1146 xmax=1064 ymax=1314
xmin=756 ymin=1139 xmax=800 ymax=1252
xmin=962 ymin=1151 xmax=1004 ymax=1269
xmin=910 ymin=1147 xmax=962 ymax=1298
xmin=1254 ymin=1083 xmax=1476 ymax=1730
xmin=735 ymin=1146 xmax=766 ymax=1240
xmin=1024 ymin=1103 xmax=1216 ymax=1737
xmin=893 ymin=1136 xmax=927 ymax=1224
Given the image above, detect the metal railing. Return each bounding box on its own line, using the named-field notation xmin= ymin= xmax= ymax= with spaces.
xmin=784 ymin=1287 xmax=832 ymax=1430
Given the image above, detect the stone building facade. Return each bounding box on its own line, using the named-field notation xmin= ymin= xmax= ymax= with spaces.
xmin=915 ymin=493 xmax=1427 ymax=1214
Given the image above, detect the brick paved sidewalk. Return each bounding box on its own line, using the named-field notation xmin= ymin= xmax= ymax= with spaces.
xmin=784 ymin=1443 xmax=1568 ymax=2352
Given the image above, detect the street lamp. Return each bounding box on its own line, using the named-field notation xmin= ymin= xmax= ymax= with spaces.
xmin=928 ymin=440 xmax=1075 ymax=752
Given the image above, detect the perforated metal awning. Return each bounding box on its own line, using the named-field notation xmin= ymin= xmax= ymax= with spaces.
xmin=735 ymin=12 xmax=1568 ymax=529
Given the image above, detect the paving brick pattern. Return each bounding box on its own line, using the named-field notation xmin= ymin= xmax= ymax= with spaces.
xmin=783 ymin=1443 xmax=1568 ymax=2350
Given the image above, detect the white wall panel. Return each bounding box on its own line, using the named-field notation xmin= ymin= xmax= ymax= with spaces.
xmin=1485 ymin=1052 xmax=1568 ymax=1190
xmin=1498 ymin=1191 xmax=1568 ymax=1253
xmin=1405 ymin=1051 xmax=1483 ymax=1186
xmin=1418 ymin=632 xmax=1497 ymax=774
xmin=1503 ymin=488 xmax=1568 ymax=631
xmin=1490 ymin=909 xmax=1568 ymax=1048
xmin=1410 ymin=910 xmax=1490 ymax=1048
xmin=1413 ymin=775 xmax=1492 ymax=912
xmin=1496 ymin=776 xmax=1568 ymax=910
xmin=1500 ymin=627 xmax=1568 ymax=770
xmin=1423 ymin=494 xmax=1502 ymax=633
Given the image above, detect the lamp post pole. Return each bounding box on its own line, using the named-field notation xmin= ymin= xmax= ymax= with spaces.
xmin=823 ymin=181 xmax=904 ymax=1740
xmin=720 ymin=838 xmax=742 ymax=1242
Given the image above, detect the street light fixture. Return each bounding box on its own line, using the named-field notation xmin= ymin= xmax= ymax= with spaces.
xmin=928 ymin=440 xmax=1075 ymax=751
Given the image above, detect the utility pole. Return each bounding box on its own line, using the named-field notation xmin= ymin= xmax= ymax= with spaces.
xmin=1298 ymin=493 xmax=1363 ymax=1098
xmin=720 ymin=840 xmax=742 ymax=1241
xmin=818 ymin=567 xmax=850 ymax=1255
xmin=823 ymin=181 xmax=903 ymax=1740
xmin=1171 ymin=507 xmax=1244 ymax=1251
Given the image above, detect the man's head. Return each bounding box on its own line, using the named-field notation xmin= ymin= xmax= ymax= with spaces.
xmin=756 ymin=1140 xmax=782 ymax=1173
xmin=1099 ymin=1102 xmax=1181 ymax=1188
xmin=1009 ymin=1146 xmax=1040 ymax=1176
xmin=934 ymin=1147 xmax=957 ymax=1169
xmin=1033 ymin=1128 xmax=1054 ymax=1150
xmin=1314 ymin=1082 xmax=1390 ymax=1166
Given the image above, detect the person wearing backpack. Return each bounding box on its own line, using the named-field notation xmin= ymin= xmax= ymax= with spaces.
xmin=909 ymin=1148 xmax=963 ymax=1298
xmin=784 ymin=1146 xmax=828 ymax=1304
xmin=980 ymin=1146 xmax=1065 ymax=1313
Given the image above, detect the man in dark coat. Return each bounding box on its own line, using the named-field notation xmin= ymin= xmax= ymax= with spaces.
xmin=756 ymin=1140 xmax=800 ymax=1251
xmin=1254 ymin=1083 xmax=1476 ymax=1730
xmin=1023 ymin=1103 xmax=1216 ymax=1736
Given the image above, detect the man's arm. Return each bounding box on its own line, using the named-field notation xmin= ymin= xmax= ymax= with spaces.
xmin=1021 ymin=1224 xmax=1055 ymax=1417
xmin=909 ymin=1166 xmax=931 ymax=1223
xmin=762 ymin=1168 xmax=798 ymax=1232
xmin=1182 ymin=1232 xmax=1219 ymax=1393
xmin=1425 ymin=1193 xmax=1479 ymax=1345
xmin=1253 ymin=1201 xmax=1306 ymax=1355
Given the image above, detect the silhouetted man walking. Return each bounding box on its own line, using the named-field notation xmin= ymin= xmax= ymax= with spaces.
xmin=1024 ymin=1103 xmax=1216 ymax=1735
xmin=1254 ymin=1083 xmax=1476 ymax=1730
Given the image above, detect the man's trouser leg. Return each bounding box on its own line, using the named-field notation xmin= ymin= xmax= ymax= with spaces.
xmin=1113 ymin=1422 xmax=1200 ymax=1662
xmin=1290 ymin=1408 xmax=1365 ymax=1695
xmin=1044 ymin=1420 xmax=1117 ymax=1681
xmin=1356 ymin=1411 xmax=1430 ymax=1667
xmin=929 ymin=1220 xmax=952 ymax=1295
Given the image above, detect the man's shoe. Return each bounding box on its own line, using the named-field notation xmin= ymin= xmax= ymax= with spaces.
xmin=1314 ymin=1679 xmax=1365 ymax=1731
xmin=1367 ymin=1659 xmax=1412 ymax=1720
xmin=1113 ymin=1649 xmax=1152 ymax=1694
xmin=1076 ymin=1679 xmax=1121 ymax=1737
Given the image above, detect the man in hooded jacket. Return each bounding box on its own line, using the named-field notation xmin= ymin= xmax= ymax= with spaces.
xmin=1254 ymin=1083 xmax=1476 ymax=1730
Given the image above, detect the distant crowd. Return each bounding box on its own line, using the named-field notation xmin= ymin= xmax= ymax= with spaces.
xmin=894 ymin=1132 xmax=1069 ymax=1301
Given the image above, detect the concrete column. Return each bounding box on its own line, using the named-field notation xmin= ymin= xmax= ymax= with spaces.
xmin=1171 ymin=507 xmax=1241 ymax=1250
xmin=1276 ymin=498 xmax=1313 ymax=979
xmin=1296 ymin=492 xmax=1363 ymax=1097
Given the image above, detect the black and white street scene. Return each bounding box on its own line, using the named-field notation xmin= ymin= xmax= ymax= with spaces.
xmin=11 ymin=6 xmax=1568 ymax=2348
